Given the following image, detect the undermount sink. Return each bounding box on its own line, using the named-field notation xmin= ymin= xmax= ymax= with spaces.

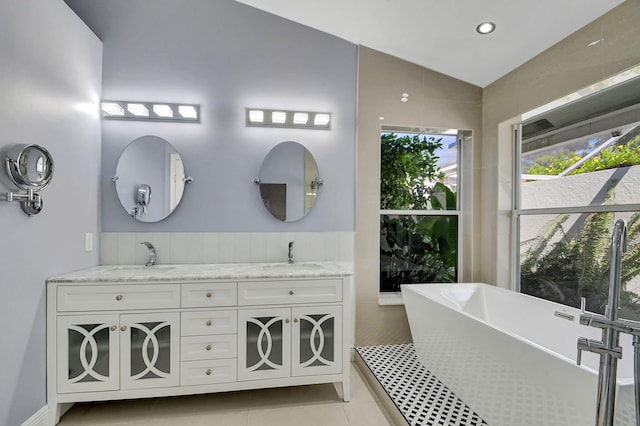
xmin=262 ymin=262 xmax=325 ymax=271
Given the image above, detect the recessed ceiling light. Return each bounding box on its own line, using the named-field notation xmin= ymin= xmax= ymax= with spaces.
xmin=476 ymin=22 xmax=496 ymax=35
xmin=587 ymin=38 xmax=604 ymax=47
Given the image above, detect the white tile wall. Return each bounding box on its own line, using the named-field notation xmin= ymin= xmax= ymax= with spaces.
xmin=100 ymin=232 xmax=355 ymax=265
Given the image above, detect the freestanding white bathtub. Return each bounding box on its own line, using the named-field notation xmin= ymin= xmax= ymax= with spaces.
xmin=402 ymin=283 xmax=637 ymax=426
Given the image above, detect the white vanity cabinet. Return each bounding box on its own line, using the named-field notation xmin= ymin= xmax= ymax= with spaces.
xmin=238 ymin=305 xmax=342 ymax=381
xmin=47 ymin=264 xmax=352 ymax=426
xmin=56 ymin=312 xmax=180 ymax=394
xmin=237 ymin=279 xmax=343 ymax=381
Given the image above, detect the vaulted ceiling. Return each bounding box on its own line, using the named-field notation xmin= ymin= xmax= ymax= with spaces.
xmin=235 ymin=0 xmax=626 ymax=87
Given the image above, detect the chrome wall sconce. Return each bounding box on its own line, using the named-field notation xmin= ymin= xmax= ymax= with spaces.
xmin=1 ymin=144 xmax=54 ymax=216
xmin=101 ymin=101 xmax=200 ymax=123
xmin=246 ymin=108 xmax=331 ymax=130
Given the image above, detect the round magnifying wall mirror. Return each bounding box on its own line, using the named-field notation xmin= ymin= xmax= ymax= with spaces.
xmin=5 ymin=144 xmax=54 ymax=191
xmin=257 ymin=141 xmax=321 ymax=222
xmin=114 ymin=135 xmax=186 ymax=222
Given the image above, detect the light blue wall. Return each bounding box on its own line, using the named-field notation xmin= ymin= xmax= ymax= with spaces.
xmin=0 ymin=1 xmax=102 ymax=424
xmin=66 ymin=0 xmax=358 ymax=232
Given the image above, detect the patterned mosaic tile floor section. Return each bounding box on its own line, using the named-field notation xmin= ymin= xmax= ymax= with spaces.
xmin=356 ymin=344 xmax=489 ymax=426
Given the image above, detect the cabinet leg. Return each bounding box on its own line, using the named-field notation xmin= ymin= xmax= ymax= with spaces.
xmin=48 ymin=403 xmax=62 ymax=426
xmin=336 ymin=374 xmax=350 ymax=402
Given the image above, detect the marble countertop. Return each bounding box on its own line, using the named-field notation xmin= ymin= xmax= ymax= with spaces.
xmin=48 ymin=261 xmax=353 ymax=283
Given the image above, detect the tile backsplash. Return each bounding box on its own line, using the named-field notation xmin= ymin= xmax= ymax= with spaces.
xmin=101 ymin=232 xmax=354 ymax=265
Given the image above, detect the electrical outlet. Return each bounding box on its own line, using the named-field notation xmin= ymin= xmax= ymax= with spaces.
xmin=85 ymin=233 xmax=93 ymax=252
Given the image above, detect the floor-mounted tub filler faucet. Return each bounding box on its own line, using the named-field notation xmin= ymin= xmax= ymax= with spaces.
xmin=288 ymin=241 xmax=294 ymax=264
xmin=576 ymin=219 xmax=640 ymax=426
xmin=140 ymin=241 xmax=156 ymax=267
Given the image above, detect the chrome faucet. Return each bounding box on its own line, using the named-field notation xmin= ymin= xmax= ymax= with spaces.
xmin=288 ymin=241 xmax=294 ymax=264
xmin=140 ymin=241 xmax=156 ymax=267
xmin=577 ymin=219 xmax=635 ymax=426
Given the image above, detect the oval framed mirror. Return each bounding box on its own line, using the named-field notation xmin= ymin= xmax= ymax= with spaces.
xmin=114 ymin=135 xmax=187 ymax=222
xmin=5 ymin=144 xmax=54 ymax=191
xmin=256 ymin=141 xmax=322 ymax=222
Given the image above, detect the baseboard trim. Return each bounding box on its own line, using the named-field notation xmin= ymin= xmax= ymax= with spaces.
xmin=21 ymin=406 xmax=48 ymax=426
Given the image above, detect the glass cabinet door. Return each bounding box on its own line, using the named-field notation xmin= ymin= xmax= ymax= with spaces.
xmin=120 ymin=312 xmax=180 ymax=390
xmin=57 ymin=314 xmax=119 ymax=393
xmin=238 ymin=308 xmax=290 ymax=381
xmin=291 ymin=305 xmax=342 ymax=376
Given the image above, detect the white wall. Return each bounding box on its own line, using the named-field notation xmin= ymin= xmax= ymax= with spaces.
xmin=482 ymin=0 xmax=640 ymax=288
xmin=0 ymin=1 xmax=102 ymax=424
xmin=65 ymin=0 xmax=358 ymax=234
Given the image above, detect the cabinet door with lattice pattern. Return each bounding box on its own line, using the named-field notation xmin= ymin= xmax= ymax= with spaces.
xmin=291 ymin=305 xmax=342 ymax=376
xmin=238 ymin=308 xmax=291 ymax=381
xmin=57 ymin=314 xmax=120 ymax=393
xmin=120 ymin=312 xmax=180 ymax=390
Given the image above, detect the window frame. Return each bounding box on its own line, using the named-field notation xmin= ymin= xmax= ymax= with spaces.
xmin=512 ymin=122 xmax=640 ymax=293
xmin=379 ymin=127 xmax=465 ymax=301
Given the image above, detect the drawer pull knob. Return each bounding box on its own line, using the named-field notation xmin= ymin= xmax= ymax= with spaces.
xmin=110 ymin=325 xmax=117 ymax=331
xmin=205 ymin=344 xmax=212 ymax=351
xmin=206 ymin=292 xmax=212 ymax=298
xmin=285 ymin=318 xmax=290 ymax=324
xmin=206 ymin=369 xmax=212 ymax=376
xmin=116 ymin=295 xmax=123 ymax=301
xmin=289 ymin=290 xmax=294 ymax=295
xmin=206 ymin=320 xmax=212 ymax=326
xmin=120 ymin=325 xmax=127 ymax=332
xmin=294 ymin=318 xmax=299 ymax=323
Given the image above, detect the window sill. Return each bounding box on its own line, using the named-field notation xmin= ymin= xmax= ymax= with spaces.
xmin=378 ymin=292 xmax=404 ymax=306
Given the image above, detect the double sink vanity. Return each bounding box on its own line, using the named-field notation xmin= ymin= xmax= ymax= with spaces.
xmin=46 ymin=261 xmax=352 ymax=425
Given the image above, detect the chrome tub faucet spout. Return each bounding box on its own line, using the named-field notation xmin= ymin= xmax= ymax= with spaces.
xmin=140 ymin=241 xmax=156 ymax=266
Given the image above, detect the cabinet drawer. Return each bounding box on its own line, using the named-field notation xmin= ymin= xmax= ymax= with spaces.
xmin=181 ymin=359 xmax=237 ymax=386
xmin=238 ymin=279 xmax=342 ymax=306
xmin=181 ymin=310 xmax=237 ymax=336
xmin=57 ymin=284 xmax=180 ymax=312
xmin=181 ymin=334 xmax=237 ymax=361
xmin=181 ymin=282 xmax=237 ymax=308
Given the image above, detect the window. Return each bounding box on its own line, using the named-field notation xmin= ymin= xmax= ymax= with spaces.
xmin=379 ymin=127 xmax=462 ymax=293
xmin=514 ymin=119 xmax=640 ymax=319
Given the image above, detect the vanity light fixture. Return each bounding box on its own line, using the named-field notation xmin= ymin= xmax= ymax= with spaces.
xmin=153 ymin=104 xmax=173 ymax=118
xmin=476 ymin=21 xmax=496 ymax=35
xmin=248 ymin=110 xmax=264 ymax=123
xmin=101 ymin=102 xmax=125 ymax=116
xmin=178 ymin=105 xmax=198 ymax=119
xmin=101 ymin=101 xmax=200 ymax=123
xmin=272 ymin=111 xmax=287 ymax=124
xmin=314 ymin=113 xmax=331 ymax=126
xmin=127 ymin=103 xmax=149 ymax=117
xmin=246 ymin=108 xmax=331 ymax=130
xmin=293 ymin=112 xmax=309 ymax=125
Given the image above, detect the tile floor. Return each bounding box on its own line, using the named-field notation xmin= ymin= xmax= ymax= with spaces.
xmin=356 ymin=345 xmax=487 ymax=426
xmin=58 ymin=363 xmax=393 ymax=426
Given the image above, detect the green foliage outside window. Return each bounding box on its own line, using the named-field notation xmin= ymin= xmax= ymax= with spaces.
xmin=527 ymin=134 xmax=640 ymax=176
xmin=380 ymin=133 xmax=458 ymax=292
xmin=520 ymin=208 xmax=640 ymax=318
xmin=380 ymin=133 xmax=444 ymax=210
xmin=520 ymin=130 xmax=640 ymax=317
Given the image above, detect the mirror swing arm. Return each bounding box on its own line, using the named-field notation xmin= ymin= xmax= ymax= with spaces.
xmin=1 ymin=144 xmax=54 ymax=216
xmin=253 ymin=177 xmax=324 ymax=186
xmin=111 ymin=174 xmax=194 ymax=219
